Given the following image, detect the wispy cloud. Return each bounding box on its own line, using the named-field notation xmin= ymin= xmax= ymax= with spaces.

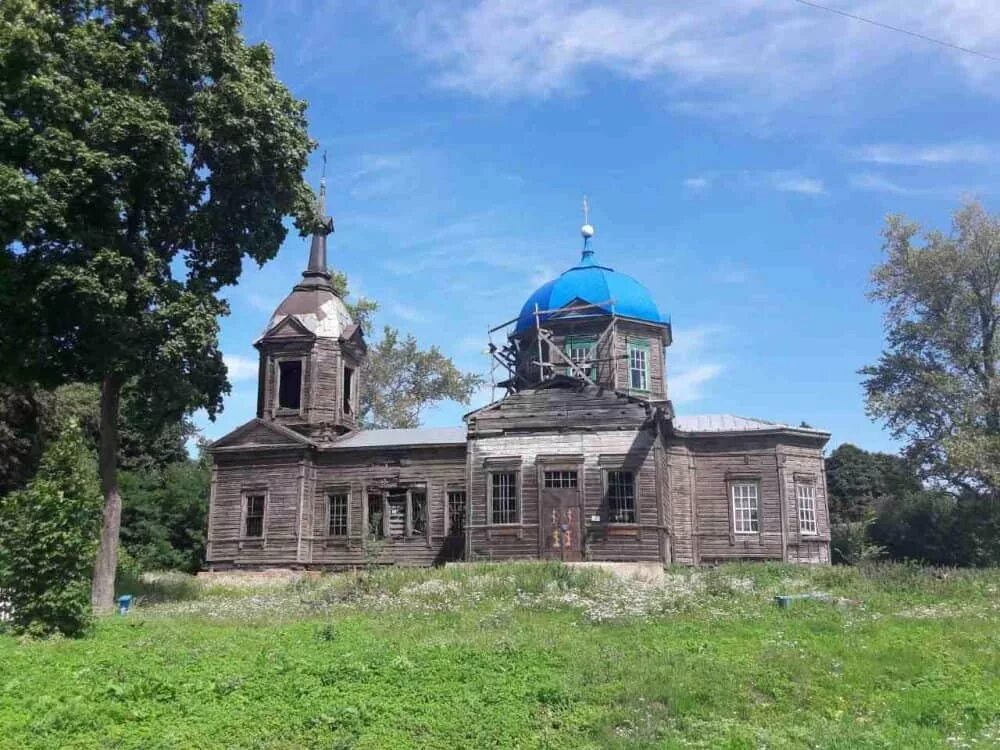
xmin=395 ymin=0 xmax=1000 ymax=111
xmin=683 ymin=175 xmax=712 ymax=193
xmin=711 ymin=260 xmax=753 ymax=286
xmin=224 ymin=353 xmax=259 ymax=382
xmin=691 ymin=170 xmax=826 ymax=196
xmin=668 ymin=325 xmax=725 ymax=405
xmin=853 ymin=142 xmax=996 ymax=166
xmin=389 ymin=302 xmax=429 ymax=323
xmin=766 ymin=172 xmax=826 ymax=196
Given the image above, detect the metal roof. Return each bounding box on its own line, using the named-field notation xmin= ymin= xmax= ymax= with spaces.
xmin=515 ymin=246 xmax=666 ymax=333
xmin=326 ymin=427 xmax=467 ymax=449
xmin=673 ymin=414 xmax=829 ymax=435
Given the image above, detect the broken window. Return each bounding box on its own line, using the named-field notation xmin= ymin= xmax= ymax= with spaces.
xmin=412 ymin=491 xmax=427 ymax=534
xmin=606 ymin=471 xmax=636 ymax=523
xmin=328 ymin=493 xmax=348 ymax=536
xmin=387 ymin=495 xmax=406 ymax=538
xmin=244 ymin=493 xmax=266 ymax=537
xmin=367 ymin=493 xmax=385 ymax=539
xmin=490 ymin=471 xmax=519 ymax=524
xmin=277 ymin=359 xmax=303 ymax=410
xmin=342 ymin=366 xmax=354 ymax=415
xmin=447 ymin=490 xmax=466 ymax=536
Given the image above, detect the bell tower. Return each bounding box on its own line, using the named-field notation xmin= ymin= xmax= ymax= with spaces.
xmin=254 ymin=173 xmax=366 ymax=439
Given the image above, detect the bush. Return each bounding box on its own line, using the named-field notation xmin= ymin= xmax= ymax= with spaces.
xmin=0 ymin=421 xmax=103 ymax=636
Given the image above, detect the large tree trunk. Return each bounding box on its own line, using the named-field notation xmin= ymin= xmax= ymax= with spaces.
xmin=91 ymin=373 xmax=123 ymax=614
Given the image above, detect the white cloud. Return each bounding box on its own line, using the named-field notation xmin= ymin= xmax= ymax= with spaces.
xmin=683 ymin=176 xmax=712 ymax=192
xmin=668 ymin=324 xmax=725 ymax=404
xmin=767 ymin=172 xmax=826 ymax=196
xmin=224 ymin=353 xmax=259 ymax=382
xmin=396 ymin=0 xmax=1000 ymax=108
xmin=670 ymin=363 xmax=724 ymax=404
xmin=853 ymin=142 xmax=996 ymax=165
xmin=389 ymin=302 xmax=429 ymax=323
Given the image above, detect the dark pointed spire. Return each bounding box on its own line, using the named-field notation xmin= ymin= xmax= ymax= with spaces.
xmin=296 ymin=163 xmax=336 ymax=292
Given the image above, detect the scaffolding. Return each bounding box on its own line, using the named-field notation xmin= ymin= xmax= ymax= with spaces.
xmin=486 ymin=298 xmax=629 ymax=398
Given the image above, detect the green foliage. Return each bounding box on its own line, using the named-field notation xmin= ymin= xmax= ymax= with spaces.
xmin=362 ymin=327 xmax=483 ymax=429
xmin=825 ymin=442 xmax=922 ymax=524
xmin=333 ymin=270 xmax=484 ymax=429
xmin=862 ymin=200 xmax=1000 ymax=498
xmin=1 ymin=563 xmax=1000 ymax=748
xmin=119 ymin=456 xmax=210 ymax=574
xmin=0 ymin=421 xmax=103 ymax=637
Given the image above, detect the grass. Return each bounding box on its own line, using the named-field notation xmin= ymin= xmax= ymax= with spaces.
xmin=1 ymin=562 xmax=999 ymax=749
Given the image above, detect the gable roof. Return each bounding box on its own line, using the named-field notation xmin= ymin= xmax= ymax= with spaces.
xmin=208 ymin=418 xmax=315 ymax=452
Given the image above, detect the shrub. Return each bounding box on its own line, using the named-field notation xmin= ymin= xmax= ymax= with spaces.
xmin=0 ymin=421 xmax=103 ymax=636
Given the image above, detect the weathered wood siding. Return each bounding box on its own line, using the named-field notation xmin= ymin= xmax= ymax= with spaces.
xmin=208 ymin=450 xmax=308 ymax=568
xmin=308 ymin=445 xmax=467 ymax=567
xmin=207 ymin=445 xmax=467 ymax=569
xmin=667 ymin=434 xmax=829 ymax=564
xmin=468 ymin=429 xmax=664 ymax=562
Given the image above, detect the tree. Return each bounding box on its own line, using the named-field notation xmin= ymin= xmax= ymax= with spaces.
xmin=825 ymin=443 xmax=921 ymax=524
xmin=0 ymin=421 xmax=103 ymax=636
xmin=0 ymin=0 xmax=316 ymax=611
xmin=862 ymin=200 xmax=1000 ymax=499
xmin=331 ymin=272 xmax=483 ymax=429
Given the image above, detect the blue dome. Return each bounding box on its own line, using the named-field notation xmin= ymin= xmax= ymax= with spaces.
xmin=515 ymin=245 xmax=666 ymax=333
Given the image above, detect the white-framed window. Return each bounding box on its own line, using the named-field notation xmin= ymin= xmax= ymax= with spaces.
xmin=797 ymin=483 xmax=817 ymax=535
xmin=564 ymin=336 xmax=596 ymax=379
xmin=243 ymin=491 xmax=267 ymax=537
xmin=731 ymin=482 xmax=759 ymax=534
xmin=628 ymin=340 xmax=650 ymax=391
xmin=605 ymin=470 xmax=637 ymax=523
xmin=327 ymin=492 xmax=348 ymax=536
xmin=489 ymin=471 xmax=519 ymax=524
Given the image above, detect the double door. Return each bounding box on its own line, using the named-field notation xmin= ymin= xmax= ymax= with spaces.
xmin=539 ymin=468 xmax=583 ymax=562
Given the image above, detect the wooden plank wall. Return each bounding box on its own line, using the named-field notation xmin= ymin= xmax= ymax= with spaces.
xmin=208 ymin=445 xmax=467 ymax=569
xmin=666 ymin=434 xmax=830 ymax=564
xmin=468 ymin=429 xmax=664 ymax=562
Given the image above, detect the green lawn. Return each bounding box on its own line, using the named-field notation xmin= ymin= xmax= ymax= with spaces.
xmin=1 ymin=562 xmax=998 ymax=749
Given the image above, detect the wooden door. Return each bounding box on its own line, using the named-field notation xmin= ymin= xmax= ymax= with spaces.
xmin=539 ymin=469 xmax=583 ymax=561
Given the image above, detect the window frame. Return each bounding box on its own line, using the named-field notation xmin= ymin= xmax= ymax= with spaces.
xmin=274 ymin=356 xmax=306 ymax=413
xmin=563 ymin=335 xmax=597 ymax=380
xmin=326 ymin=489 xmax=350 ymax=538
xmin=796 ymin=482 xmax=818 ymax=536
xmin=627 ymin=339 xmax=650 ymax=392
xmin=488 ymin=469 xmax=521 ymax=526
xmin=240 ymin=487 xmax=268 ymax=540
xmin=341 ymin=362 xmax=355 ymax=417
xmin=446 ymin=488 xmax=467 ymax=537
xmin=729 ymin=480 xmax=761 ymax=535
xmin=603 ymin=468 xmax=638 ymax=524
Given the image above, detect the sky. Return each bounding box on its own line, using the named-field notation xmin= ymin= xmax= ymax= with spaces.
xmin=197 ymin=0 xmax=1000 ymax=453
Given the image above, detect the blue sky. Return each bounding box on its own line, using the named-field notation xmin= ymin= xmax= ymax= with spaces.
xmin=198 ymin=0 xmax=1000 ymax=453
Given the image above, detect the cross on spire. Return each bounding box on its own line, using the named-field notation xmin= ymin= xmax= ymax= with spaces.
xmin=582 ymin=195 xmax=590 ymax=225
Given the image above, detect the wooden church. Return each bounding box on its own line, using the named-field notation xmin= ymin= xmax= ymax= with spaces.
xmin=207 ymin=186 xmax=832 ymax=569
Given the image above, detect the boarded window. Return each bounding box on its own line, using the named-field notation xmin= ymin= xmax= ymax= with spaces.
xmin=543 ymin=470 xmax=578 ymax=488
xmin=277 ymin=360 xmax=302 ymax=409
xmin=412 ymin=491 xmax=427 ymax=534
xmin=387 ymin=496 xmax=406 ymax=538
xmin=328 ymin=493 xmax=348 ymax=536
xmin=447 ymin=490 xmax=466 ymax=535
xmin=490 ymin=471 xmax=518 ymax=524
xmin=368 ymin=493 xmax=385 ymax=539
xmin=606 ymin=471 xmax=636 ymax=523
xmin=731 ymin=482 xmax=760 ymax=534
xmin=628 ymin=341 xmax=649 ymax=391
xmin=797 ymin=484 xmax=817 ymax=534
xmin=342 ymin=367 xmax=354 ymax=415
xmin=244 ymin=494 xmax=265 ymax=537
